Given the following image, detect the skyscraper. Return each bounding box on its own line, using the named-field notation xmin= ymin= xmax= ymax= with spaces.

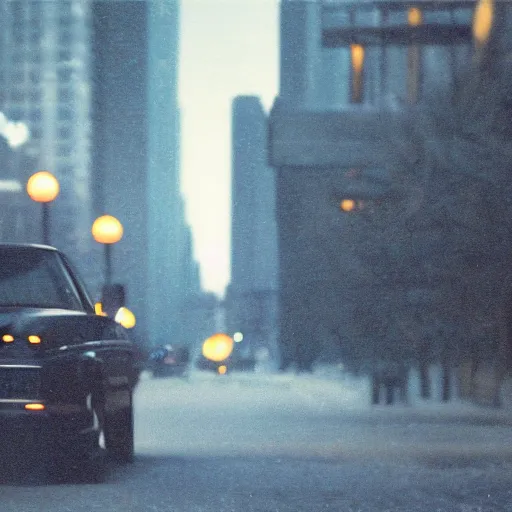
xmin=90 ymin=0 xmax=192 ymax=347
xmin=226 ymin=95 xmax=278 ymax=367
xmin=0 ymin=1 xmax=93 ymax=261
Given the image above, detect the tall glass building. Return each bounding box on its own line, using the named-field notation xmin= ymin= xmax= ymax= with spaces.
xmin=0 ymin=0 xmax=199 ymax=348
xmin=0 ymin=1 xmax=93 ymax=261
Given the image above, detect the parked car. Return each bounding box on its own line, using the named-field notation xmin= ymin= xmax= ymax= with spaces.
xmin=0 ymin=244 xmax=140 ymax=483
xmin=148 ymin=345 xmax=190 ymax=378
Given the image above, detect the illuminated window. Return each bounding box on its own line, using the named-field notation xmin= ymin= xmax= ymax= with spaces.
xmin=407 ymin=7 xmax=422 ymax=104
xmin=473 ymin=0 xmax=493 ymax=46
xmin=350 ymin=44 xmax=365 ymax=103
xmin=340 ymin=199 xmax=356 ymax=212
xmin=407 ymin=7 xmax=422 ymax=26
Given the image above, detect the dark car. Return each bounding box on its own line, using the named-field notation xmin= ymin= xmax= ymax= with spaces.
xmin=149 ymin=345 xmax=190 ymax=378
xmin=0 ymin=244 xmax=140 ymax=483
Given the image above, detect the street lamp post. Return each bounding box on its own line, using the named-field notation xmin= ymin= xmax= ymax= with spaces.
xmin=91 ymin=214 xmax=136 ymax=328
xmin=91 ymin=214 xmax=123 ymax=285
xmin=26 ymin=171 xmax=60 ymax=245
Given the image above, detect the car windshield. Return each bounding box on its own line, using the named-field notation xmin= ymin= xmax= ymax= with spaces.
xmin=0 ymin=247 xmax=83 ymax=310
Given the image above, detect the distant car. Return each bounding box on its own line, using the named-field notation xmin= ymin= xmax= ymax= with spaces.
xmin=0 ymin=244 xmax=140 ymax=483
xmin=149 ymin=345 xmax=190 ymax=378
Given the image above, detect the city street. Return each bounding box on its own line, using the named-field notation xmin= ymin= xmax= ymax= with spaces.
xmin=2 ymin=370 xmax=512 ymax=512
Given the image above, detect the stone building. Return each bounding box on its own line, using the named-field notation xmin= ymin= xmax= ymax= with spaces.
xmin=268 ymin=0 xmax=483 ymax=371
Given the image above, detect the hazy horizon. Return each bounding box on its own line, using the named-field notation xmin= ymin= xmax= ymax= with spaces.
xmin=179 ymin=0 xmax=279 ymax=296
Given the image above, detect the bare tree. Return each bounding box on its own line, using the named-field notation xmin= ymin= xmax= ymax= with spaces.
xmin=377 ymin=43 xmax=512 ymax=405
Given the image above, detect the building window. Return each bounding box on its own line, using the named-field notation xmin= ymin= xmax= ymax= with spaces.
xmin=350 ymin=43 xmax=365 ymax=103
xmin=59 ymin=126 xmax=72 ymax=139
xmin=30 ymin=14 xmax=42 ymax=29
xmin=407 ymin=7 xmax=422 ymax=104
xmin=12 ymin=26 xmax=25 ymax=44
xmin=29 ymin=31 xmax=41 ymax=45
xmin=29 ymin=90 xmax=41 ymax=102
xmin=58 ymin=87 xmax=72 ymax=102
xmin=29 ymin=70 xmax=40 ymax=84
xmin=30 ymin=109 xmax=42 ymax=122
xmin=11 ymin=52 xmax=24 ymax=64
xmin=57 ymin=144 xmax=71 ymax=158
xmin=9 ymin=107 xmax=23 ymax=121
xmin=30 ymin=126 xmax=42 ymax=139
xmin=408 ymin=7 xmax=422 ymax=26
xmin=59 ymin=31 xmax=72 ymax=46
xmin=57 ymin=68 xmax=72 ymax=82
xmin=11 ymin=71 xmax=24 ymax=83
xmin=58 ymin=107 xmax=73 ymax=121
xmin=59 ymin=49 xmax=72 ymax=61
xmin=10 ymin=90 xmax=25 ymax=103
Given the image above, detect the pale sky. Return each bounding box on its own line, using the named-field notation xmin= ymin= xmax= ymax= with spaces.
xmin=179 ymin=0 xmax=279 ymax=296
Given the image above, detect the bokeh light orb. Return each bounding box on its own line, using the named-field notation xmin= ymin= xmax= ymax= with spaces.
xmin=473 ymin=0 xmax=493 ymax=45
xmin=92 ymin=215 xmax=124 ymax=244
xmin=114 ymin=307 xmax=136 ymax=329
xmin=26 ymin=171 xmax=60 ymax=203
xmin=340 ymin=199 xmax=356 ymax=212
xmin=202 ymin=333 xmax=234 ymax=362
xmin=408 ymin=7 xmax=422 ymax=26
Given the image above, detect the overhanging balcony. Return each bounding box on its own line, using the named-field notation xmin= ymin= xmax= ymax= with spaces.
xmin=268 ymin=105 xmax=403 ymax=169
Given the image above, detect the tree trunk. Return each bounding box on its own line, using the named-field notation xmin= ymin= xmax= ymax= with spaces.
xmin=398 ymin=366 xmax=409 ymax=404
xmin=469 ymin=355 xmax=479 ymax=400
xmin=441 ymin=362 xmax=451 ymax=402
xmin=371 ymin=374 xmax=380 ymax=405
xmin=385 ymin=379 xmax=394 ymax=405
xmin=441 ymin=345 xmax=451 ymax=402
xmin=419 ymin=362 xmax=431 ymax=399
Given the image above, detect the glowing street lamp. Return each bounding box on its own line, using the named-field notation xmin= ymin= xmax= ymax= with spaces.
xmin=91 ymin=214 xmax=123 ymax=285
xmin=115 ymin=306 xmax=136 ymax=329
xmin=202 ymin=333 xmax=234 ymax=362
xmin=26 ymin=171 xmax=60 ymax=245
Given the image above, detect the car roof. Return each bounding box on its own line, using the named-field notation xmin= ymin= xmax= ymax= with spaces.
xmin=0 ymin=243 xmax=58 ymax=252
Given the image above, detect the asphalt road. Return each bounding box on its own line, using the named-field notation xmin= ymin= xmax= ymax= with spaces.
xmin=2 ymin=370 xmax=512 ymax=512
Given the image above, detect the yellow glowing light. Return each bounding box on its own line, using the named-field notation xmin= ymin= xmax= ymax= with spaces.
xmin=24 ymin=403 xmax=45 ymax=411
xmin=202 ymin=333 xmax=234 ymax=362
xmin=473 ymin=0 xmax=493 ymax=45
xmin=94 ymin=302 xmax=107 ymax=316
xmin=351 ymin=44 xmax=365 ymax=73
xmin=114 ymin=307 xmax=136 ymax=329
xmin=2 ymin=334 xmax=14 ymax=343
xmin=408 ymin=7 xmax=422 ymax=26
xmin=340 ymin=199 xmax=356 ymax=212
xmin=91 ymin=215 xmax=124 ymax=244
xmin=28 ymin=335 xmax=41 ymax=345
xmin=218 ymin=365 xmax=228 ymax=375
xmin=26 ymin=171 xmax=60 ymax=203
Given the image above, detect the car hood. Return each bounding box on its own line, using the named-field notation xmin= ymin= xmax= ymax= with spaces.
xmin=0 ymin=308 xmax=122 ymax=354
